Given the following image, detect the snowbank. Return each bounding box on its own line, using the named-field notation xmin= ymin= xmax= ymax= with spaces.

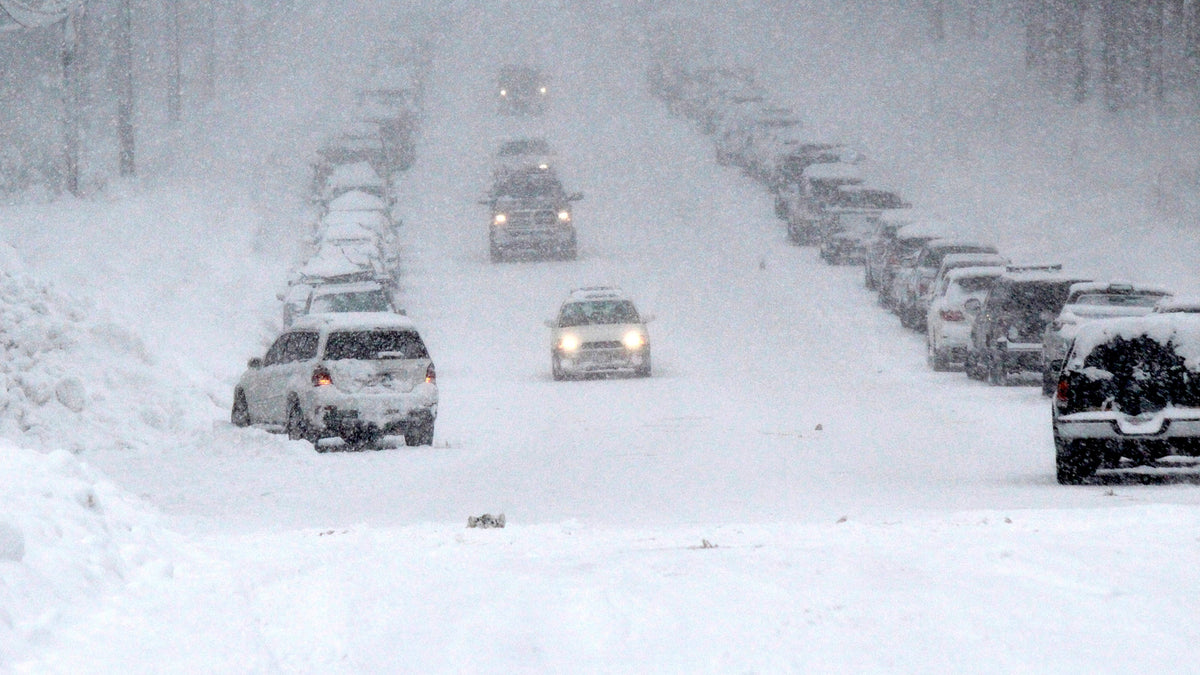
xmin=0 ymin=441 xmax=176 ymax=664
xmin=0 ymin=241 xmax=217 ymax=453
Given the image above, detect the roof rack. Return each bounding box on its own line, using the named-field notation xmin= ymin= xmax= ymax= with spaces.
xmin=1006 ymin=263 xmax=1062 ymax=273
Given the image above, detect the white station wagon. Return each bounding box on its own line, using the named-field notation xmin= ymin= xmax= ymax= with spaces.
xmin=546 ymin=287 xmax=652 ymax=380
xmin=232 ymin=312 xmax=437 ymax=448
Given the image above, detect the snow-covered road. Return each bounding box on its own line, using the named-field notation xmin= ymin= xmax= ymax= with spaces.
xmin=8 ymin=4 xmax=1200 ymax=672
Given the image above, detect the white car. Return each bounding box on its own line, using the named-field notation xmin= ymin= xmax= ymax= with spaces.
xmin=546 ymin=287 xmax=652 ymax=380
xmin=232 ymin=313 xmax=437 ymax=448
xmin=925 ymin=265 xmax=1005 ymax=371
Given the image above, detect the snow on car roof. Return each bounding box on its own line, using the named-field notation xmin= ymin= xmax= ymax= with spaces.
xmin=322 ymin=210 xmax=388 ymax=228
xmin=327 ymin=190 xmax=386 ymax=212
xmin=1067 ymin=280 xmax=1172 ymax=297
xmin=325 ymin=162 xmax=384 ymax=189
xmin=945 ymin=265 xmax=1006 ymax=281
xmin=1068 ymin=313 xmax=1200 ymax=370
xmin=999 ymin=265 xmax=1088 ymax=284
xmin=291 ymin=311 xmax=416 ymax=332
xmin=940 ymin=252 xmax=1008 ymax=268
xmin=320 ymin=220 xmax=379 ymax=240
xmin=895 ymin=219 xmax=954 ymax=240
xmin=296 ymin=252 xmax=370 ymax=280
xmin=568 ymin=286 xmax=626 ymax=301
xmin=1155 ymin=296 xmax=1200 ymax=313
xmin=802 ymin=162 xmax=864 ymax=183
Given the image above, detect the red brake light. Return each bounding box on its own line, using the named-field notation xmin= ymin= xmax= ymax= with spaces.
xmin=312 ymin=366 xmax=332 ymax=387
xmin=940 ymin=309 xmax=965 ymax=322
xmin=425 ymin=363 xmax=436 ymax=385
xmin=1055 ymin=378 xmax=1069 ymax=403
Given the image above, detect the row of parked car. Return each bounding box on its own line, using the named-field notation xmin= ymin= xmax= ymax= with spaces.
xmin=232 ymin=43 xmax=440 ymax=451
xmin=649 ymin=47 xmax=1200 ymax=485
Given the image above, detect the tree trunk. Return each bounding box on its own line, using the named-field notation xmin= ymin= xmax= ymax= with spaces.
xmin=116 ymin=0 xmax=135 ymax=177
xmin=61 ymin=11 xmax=81 ymax=195
xmin=168 ymin=0 xmax=181 ymax=124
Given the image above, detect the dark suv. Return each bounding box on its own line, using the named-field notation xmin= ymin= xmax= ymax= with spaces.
xmin=965 ymin=265 xmax=1091 ymax=385
xmin=1052 ymin=314 xmax=1200 ymax=483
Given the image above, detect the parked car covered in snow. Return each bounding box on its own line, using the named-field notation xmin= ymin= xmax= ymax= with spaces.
xmin=1052 ymin=313 xmax=1200 ymax=483
xmin=1040 ymin=281 xmax=1172 ymax=394
xmin=232 ymin=313 xmax=437 ymax=448
xmin=894 ymin=239 xmax=1000 ymax=331
xmin=924 ymin=265 xmax=1005 ymax=371
xmin=965 ymin=265 xmax=1091 ymax=385
xmin=545 ymin=287 xmax=652 ymax=380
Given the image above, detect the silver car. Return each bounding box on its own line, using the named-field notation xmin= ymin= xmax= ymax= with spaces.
xmin=232 ymin=312 xmax=437 ymax=449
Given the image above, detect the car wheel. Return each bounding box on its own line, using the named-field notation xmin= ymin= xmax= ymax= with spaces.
xmin=927 ymin=340 xmax=950 ymax=372
xmin=552 ymin=355 xmax=565 ymax=381
xmin=786 ymin=222 xmax=801 ymax=244
xmin=1056 ymin=438 xmax=1100 ymax=485
xmin=987 ymin=356 xmax=1009 ymax=386
xmin=864 ymin=267 xmax=876 ymax=290
xmin=560 ymin=242 xmax=577 ymax=261
xmin=489 ymin=240 xmax=503 ymax=263
xmin=405 ymin=417 xmax=434 ymax=447
xmin=286 ymin=399 xmax=318 ymax=448
xmin=231 ymin=389 xmax=251 ymax=427
xmin=1041 ymin=369 xmax=1057 ymax=396
xmin=636 ymin=350 xmax=652 ymax=378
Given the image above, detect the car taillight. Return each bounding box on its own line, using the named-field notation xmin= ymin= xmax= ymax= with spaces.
xmin=425 ymin=363 xmax=436 ymax=385
xmin=1055 ymin=378 xmax=1069 ymax=403
xmin=940 ymin=309 xmax=964 ymax=322
xmin=312 ymin=366 xmax=332 ymax=387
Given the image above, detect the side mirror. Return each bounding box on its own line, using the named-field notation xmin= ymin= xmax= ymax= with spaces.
xmin=543 ymin=319 xmax=557 ymax=329
xmin=568 ymin=192 xmax=584 ymax=202
xmin=641 ymin=313 xmax=656 ymax=323
xmin=248 ymin=357 xmax=263 ymax=369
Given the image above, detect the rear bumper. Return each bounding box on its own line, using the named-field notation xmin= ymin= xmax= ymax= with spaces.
xmin=1055 ymin=412 xmax=1200 ymax=442
xmin=302 ymin=387 xmax=438 ymax=437
xmin=491 ymin=225 xmax=574 ymax=251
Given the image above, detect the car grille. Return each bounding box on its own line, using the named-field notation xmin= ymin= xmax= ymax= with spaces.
xmin=583 ymin=341 xmax=623 ymax=350
xmin=506 ymin=209 xmax=558 ymax=230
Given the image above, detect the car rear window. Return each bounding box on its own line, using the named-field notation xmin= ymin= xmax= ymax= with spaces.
xmin=324 ymin=330 xmax=429 ymax=361
xmin=310 ymin=289 xmax=391 ymax=314
xmin=1071 ymin=293 xmax=1165 ymax=308
xmin=1067 ymin=335 xmax=1200 ymax=414
xmin=1003 ymin=281 xmax=1074 ymax=314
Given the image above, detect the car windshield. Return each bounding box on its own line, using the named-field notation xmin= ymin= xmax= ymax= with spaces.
xmin=309 ymin=289 xmax=391 ymax=314
xmin=954 ymin=276 xmax=997 ymax=294
xmin=1071 ymin=293 xmax=1164 ymax=308
xmin=496 ymin=172 xmax=562 ymax=199
xmin=324 ymin=330 xmax=428 ymax=360
xmin=559 ymin=300 xmax=640 ymax=326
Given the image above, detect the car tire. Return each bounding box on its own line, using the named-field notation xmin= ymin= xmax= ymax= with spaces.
xmin=552 ymin=355 xmax=565 ymax=381
xmin=405 ymin=417 xmax=434 ymax=447
xmin=1041 ymin=369 xmax=1057 ymax=396
xmin=864 ymin=268 xmax=876 ymax=290
xmin=786 ymin=222 xmax=801 ymax=244
xmin=636 ymin=350 xmax=652 ymax=378
xmin=231 ymin=389 xmax=251 ymax=427
xmin=987 ymin=355 xmax=1009 ymax=386
xmin=1056 ymin=437 xmax=1100 ymax=484
xmin=286 ymin=399 xmax=319 ymax=448
xmin=489 ymin=239 xmax=503 ymax=263
xmin=927 ymin=341 xmax=950 ymax=372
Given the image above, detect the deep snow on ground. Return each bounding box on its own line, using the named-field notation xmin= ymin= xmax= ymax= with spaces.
xmin=3 ymin=1 xmax=1200 ymax=671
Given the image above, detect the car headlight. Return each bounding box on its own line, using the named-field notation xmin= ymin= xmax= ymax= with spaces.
xmin=557 ymin=210 xmax=571 ymax=222
xmin=558 ymin=334 xmax=581 ymax=352
xmin=500 ymin=89 xmax=507 ymax=97
xmin=493 ymin=213 xmax=507 ymax=225
xmin=539 ymin=86 xmax=547 ymax=94
xmin=622 ymin=331 xmax=646 ymax=350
